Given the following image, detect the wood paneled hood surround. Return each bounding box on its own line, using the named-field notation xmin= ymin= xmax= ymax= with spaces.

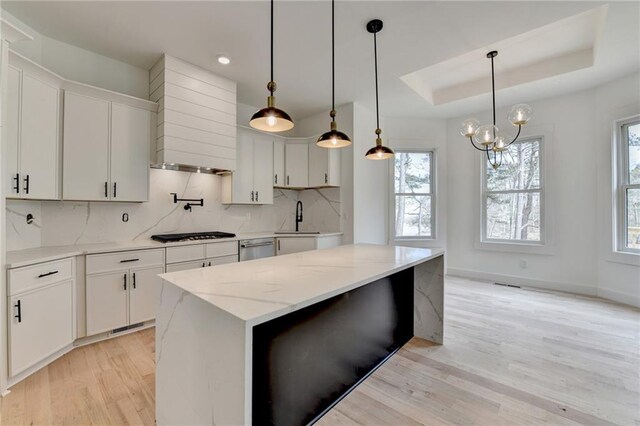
xmin=149 ymin=54 xmax=237 ymax=174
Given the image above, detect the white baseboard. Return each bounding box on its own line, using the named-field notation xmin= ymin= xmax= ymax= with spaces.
xmin=447 ymin=267 xmax=598 ymax=296
xmin=597 ymin=288 xmax=640 ymax=308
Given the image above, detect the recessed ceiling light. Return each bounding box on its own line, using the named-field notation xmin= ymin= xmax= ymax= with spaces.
xmin=217 ymin=55 xmax=230 ymax=65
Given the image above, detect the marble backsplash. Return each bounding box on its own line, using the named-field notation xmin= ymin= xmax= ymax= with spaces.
xmin=6 ymin=169 xmax=342 ymax=251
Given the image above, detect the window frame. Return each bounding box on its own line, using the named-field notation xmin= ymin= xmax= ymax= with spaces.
xmin=390 ymin=149 xmax=436 ymax=241
xmin=616 ymin=116 xmax=640 ymax=255
xmin=481 ymin=136 xmax=546 ymax=246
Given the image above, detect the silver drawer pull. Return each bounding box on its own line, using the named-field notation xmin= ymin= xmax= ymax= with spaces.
xmin=38 ymin=271 xmax=59 ymax=278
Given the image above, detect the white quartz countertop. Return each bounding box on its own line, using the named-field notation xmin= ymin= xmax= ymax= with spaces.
xmin=160 ymin=244 xmax=445 ymax=326
xmin=5 ymin=231 xmax=343 ymax=268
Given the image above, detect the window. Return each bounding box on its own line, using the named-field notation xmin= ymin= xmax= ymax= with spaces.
xmin=618 ymin=117 xmax=640 ymax=253
xmin=393 ymin=151 xmax=435 ymax=239
xmin=482 ymin=137 xmax=543 ymax=243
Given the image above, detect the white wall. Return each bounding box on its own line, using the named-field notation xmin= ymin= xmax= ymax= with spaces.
xmin=595 ymin=73 xmax=640 ymax=306
xmin=3 ymin=11 xmax=148 ymax=98
xmin=386 ymin=117 xmax=448 ymax=250
xmin=445 ymin=72 xmax=640 ymax=306
xmin=352 ymin=103 xmax=388 ymax=244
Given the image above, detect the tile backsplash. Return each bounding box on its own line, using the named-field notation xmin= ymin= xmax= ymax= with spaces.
xmin=6 ymin=169 xmax=341 ymax=251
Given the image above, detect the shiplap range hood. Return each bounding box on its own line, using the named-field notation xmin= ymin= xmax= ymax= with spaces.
xmin=149 ymin=54 xmax=237 ymax=174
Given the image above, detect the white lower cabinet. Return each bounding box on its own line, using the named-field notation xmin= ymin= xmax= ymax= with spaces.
xmin=85 ymin=249 xmax=164 ymax=336
xmin=129 ymin=266 xmax=164 ymax=324
xmin=165 ymin=241 xmax=239 ymax=272
xmin=8 ymin=258 xmax=75 ymax=378
xmin=276 ymin=237 xmax=317 ymax=255
xmin=276 ymin=235 xmax=343 ymax=256
xmin=86 ymin=271 xmax=129 ymax=335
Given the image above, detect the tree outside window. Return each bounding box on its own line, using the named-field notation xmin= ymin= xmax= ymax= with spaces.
xmin=483 ymin=138 xmax=542 ymax=243
xmin=393 ymin=151 xmax=434 ymax=239
xmin=620 ymin=119 xmax=640 ymax=252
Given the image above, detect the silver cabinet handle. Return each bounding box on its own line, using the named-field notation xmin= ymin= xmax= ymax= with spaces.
xmin=251 ymin=191 xmax=254 ymax=202
xmin=256 ymin=191 xmax=259 ymax=202
xmin=325 ymin=173 xmax=328 ymax=184
xmin=274 ymin=174 xmax=278 ymax=185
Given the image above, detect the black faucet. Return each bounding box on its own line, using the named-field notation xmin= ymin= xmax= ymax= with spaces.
xmin=295 ymin=201 xmax=303 ymax=232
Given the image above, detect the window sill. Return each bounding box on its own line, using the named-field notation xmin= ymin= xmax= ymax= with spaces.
xmin=474 ymin=240 xmax=555 ymax=256
xmin=607 ymin=250 xmax=640 ymax=267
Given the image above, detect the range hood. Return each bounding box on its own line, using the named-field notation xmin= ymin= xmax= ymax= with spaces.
xmin=149 ymin=54 xmax=237 ymax=174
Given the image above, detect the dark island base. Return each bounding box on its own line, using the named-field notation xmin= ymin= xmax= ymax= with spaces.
xmin=252 ymin=267 xmax=415 ymax=425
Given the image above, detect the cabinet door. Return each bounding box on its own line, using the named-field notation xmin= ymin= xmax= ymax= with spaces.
xmin=9 ymin=280 xmax=74 ymax=377
xmin=308 ymin=142 xmax=328 ymax=188
xmin=285 ymin=144 xmax=309 ymax=188
xmin=309 ymin=142 xmax=341 ymax=188
xmin=19 ymin=73 xmax=60 ymax=200
xmin=86 ymin=271 xmax=128 ymax=335
xmin=5 ymin=66 xmax=20 ymax=197
xmin=276 ymin=237 xmax=316 ymax=255
xmin=110 ymin=103 xmax=150 ymax=202
xmin=63 ymin=92 xmax=110 ymax=201
xmin=273 ymin=140 xmax=285 ymax=187
xmin=253 ymin=133 xmax=274 ymax=204
xmin=231 ymin=128 xmax=254 ymax=203
xmin=129 ymin=266 xmax=163 ymax=324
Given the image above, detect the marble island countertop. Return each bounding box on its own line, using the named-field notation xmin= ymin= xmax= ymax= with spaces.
xmin=159 ymin=244 xmax=445 ymax=326
xmin=5 ymin=231 xmax=343 ymax=268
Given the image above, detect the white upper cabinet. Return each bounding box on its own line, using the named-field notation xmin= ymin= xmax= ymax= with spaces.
xmin=253 ymin=132 xmax=275 ymax=204
xmin=309 ymin=141 xmax=341 ymax=187
xmin=273 ymin=140 xmax=285 ymax=187
xmin=285 ymin=143 xmax=309 ymax=188
xmin=5 ymin=52 xmax=62 ymax=200
xmin=63 ymin=88 xmax=154 ymax=202
xmin=222 ymin=128 xmax=273 ymax=204
xmin=63 ymin=92 xmax=110 ymax=201
xmin=110 ymin=103 xmax=151 ymax=202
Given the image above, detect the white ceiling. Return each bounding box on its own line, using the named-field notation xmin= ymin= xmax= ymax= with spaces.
xmin=2 ymin=1 xmax=639 ymax=120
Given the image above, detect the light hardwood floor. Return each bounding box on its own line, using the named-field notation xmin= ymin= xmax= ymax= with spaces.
xmin=2 ymin=277 xmax=639 ymax=425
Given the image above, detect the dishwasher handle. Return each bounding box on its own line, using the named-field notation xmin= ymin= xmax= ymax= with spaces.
xmin=240 ymin=242 xmax=274 ymax=248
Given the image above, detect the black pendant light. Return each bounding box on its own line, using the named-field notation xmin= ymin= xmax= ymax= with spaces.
xmin=365 ymin=19 xmax=394 ymax=160
xmin=460 ymin=51 xmax=532 ymax=169
xmin=317 ymin=0 xmax=351 ymax=148
xmin=250 ymin=0 xmax=294 ymax=132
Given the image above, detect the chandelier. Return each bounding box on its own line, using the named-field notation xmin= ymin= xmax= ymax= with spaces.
xmin=460 ymin=51 xmax=532 ymax=169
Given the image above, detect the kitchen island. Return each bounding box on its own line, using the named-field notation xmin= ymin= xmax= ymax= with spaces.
xmin=156 ymin=244 xmax=444 ymax=425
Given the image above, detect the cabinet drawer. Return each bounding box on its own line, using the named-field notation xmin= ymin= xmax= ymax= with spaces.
xmin=86 ymin=249 xmax=164 ymax=275
xmin=208 ymin=255 xmax=238 ymax=266
xmin=166 ymin=245 xmax=205 ymax=264
xmin=165 ymin=260 xmax=206 ymax=273
xmin=8 ymin=258 xmax=74 ymax=296
xmin=205 ymin=241 xmax=238 ymax=258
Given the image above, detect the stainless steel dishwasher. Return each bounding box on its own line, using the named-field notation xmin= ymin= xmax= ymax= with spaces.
xmin=239 ymin=238 xmax=275 ymax=261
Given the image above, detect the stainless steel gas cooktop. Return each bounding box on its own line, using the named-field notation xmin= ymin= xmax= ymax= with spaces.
xmin=151 ymin=231 xmax=236 ymax=243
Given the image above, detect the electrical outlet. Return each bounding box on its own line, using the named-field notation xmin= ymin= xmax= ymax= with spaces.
xmin=519 ymin=259 xmax=528 ymax=269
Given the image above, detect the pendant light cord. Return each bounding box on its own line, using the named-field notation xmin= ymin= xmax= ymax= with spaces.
xmin=373 ymin=30 xmax=380 ymax=130
xmin=490 ymin=54 xmax=496 ymax=126
xmin=270 ymin=0 xmax=274 ymax=95
xmin=331 ymin=0 xmax=335 ymax=121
